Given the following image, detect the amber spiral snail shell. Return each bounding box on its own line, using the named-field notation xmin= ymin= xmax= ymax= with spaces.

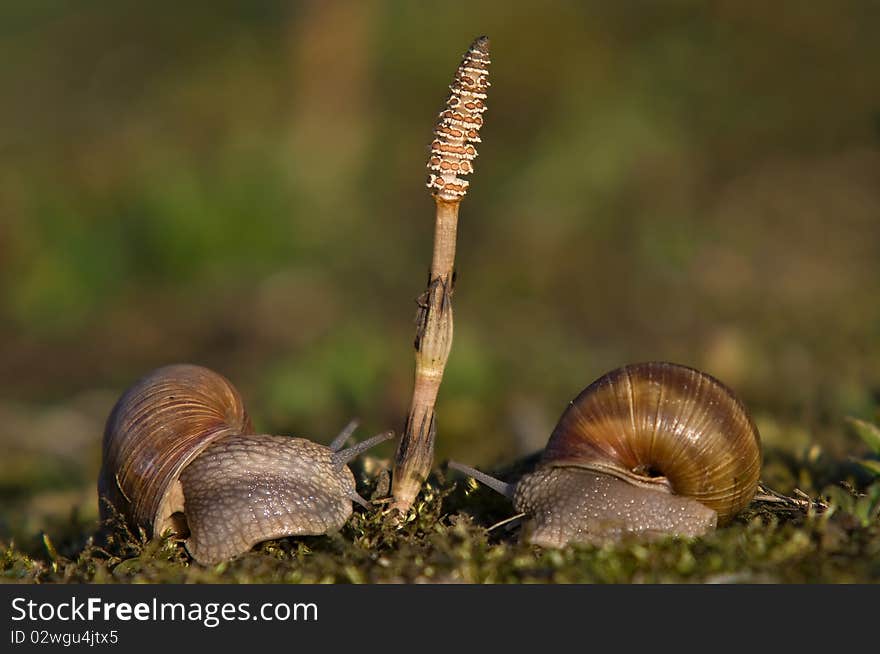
xmin=98 ymin=364 xmax=393 ymax=565
xmin=449 ymin=361 xmax=762 ymax=547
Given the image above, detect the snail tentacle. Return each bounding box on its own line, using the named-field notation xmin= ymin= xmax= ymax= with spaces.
xmin=331 ymin=431 xmax=395 ymax=471
xmin=329 ymin=419 xmax=361 ymax=452
xmin=349 ymin=491 xmax=373 ymax=509
xmin=447 ymin=461 xmax=514 ymax=499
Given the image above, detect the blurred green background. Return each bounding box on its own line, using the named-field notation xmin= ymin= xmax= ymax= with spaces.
xmin=2 ymin=0 xmax=880 ymax=542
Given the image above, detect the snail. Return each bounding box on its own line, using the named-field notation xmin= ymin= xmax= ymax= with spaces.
xmin=449 ymin=361 xmax=762 ymax=547
xmin=98 ymin=363 xmax=393 ymax=565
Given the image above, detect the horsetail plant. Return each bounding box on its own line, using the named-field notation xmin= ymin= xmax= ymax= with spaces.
xmin=391 ymin=36 xmax=491 ymax=514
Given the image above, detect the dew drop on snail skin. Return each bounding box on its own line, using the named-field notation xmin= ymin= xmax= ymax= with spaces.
xmin=99 ymin=364 xmax=393 ymax=565
xmin=449 ymin=362 xmax=762 ymax=547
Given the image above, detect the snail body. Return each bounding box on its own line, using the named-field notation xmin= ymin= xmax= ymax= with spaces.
xmin=98 ymin=364 xmax=392 ymax=565
xmin=450 ymin=361 xmax=762 ymax=547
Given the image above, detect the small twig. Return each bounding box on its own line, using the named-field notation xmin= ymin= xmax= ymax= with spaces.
xmin=753 ymin=482 xmax=828 ymax=513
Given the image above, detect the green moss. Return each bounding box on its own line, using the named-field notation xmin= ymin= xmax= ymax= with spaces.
xmin=3 ymin=455 xmax=879 ymax=584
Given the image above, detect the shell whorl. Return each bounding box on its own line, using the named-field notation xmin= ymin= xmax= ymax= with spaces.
xmin=426 ymin=35 xmax=490 ymax=202
xmin=99 ymin=364 xmax=252 ymax=535
xmin=540 ymin=362 xmax=762 ymax=524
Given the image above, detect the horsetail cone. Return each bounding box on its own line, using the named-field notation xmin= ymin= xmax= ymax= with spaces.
xmin=426 ymin=35 xmax=491 ymax=201
xmin=391 ymin=36 xmax=491 ymax=514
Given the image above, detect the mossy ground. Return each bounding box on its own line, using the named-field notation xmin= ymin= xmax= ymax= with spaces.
xmin=3 ymin=450 xmax=879 ymax=584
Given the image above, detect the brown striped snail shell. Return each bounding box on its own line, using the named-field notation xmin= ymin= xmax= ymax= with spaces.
xmin=98 ymin=364 xmax=393 ymax=565
xmin=450 ymin=361 xmax=762 ymax=547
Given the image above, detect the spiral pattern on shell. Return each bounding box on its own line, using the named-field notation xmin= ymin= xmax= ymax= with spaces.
xmin=540 ymin=362 xmax=761 ymax=524
xmin=98 ymin=364 xmax=252 ymax=535
xmin=426 ymin=35 xmax=490 ymax=202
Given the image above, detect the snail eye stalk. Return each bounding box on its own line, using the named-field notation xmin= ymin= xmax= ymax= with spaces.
xmin=447 ymin=460 xmax=514 ymax=499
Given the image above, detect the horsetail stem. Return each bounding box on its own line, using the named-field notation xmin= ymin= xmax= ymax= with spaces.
xmin=391 ymin=36 xmax=491 ymax=514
